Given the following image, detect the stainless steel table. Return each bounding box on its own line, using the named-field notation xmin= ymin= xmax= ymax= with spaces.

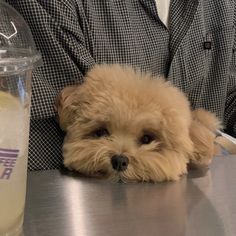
xmin=24 ymin=155 xmax=236 ymax=236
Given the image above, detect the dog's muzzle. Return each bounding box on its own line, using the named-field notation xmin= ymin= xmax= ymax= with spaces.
xmin=111 ymin=155 xmax=129 ymax=172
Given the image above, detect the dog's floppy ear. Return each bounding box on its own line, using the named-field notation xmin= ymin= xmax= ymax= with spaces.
xmin=55 ymin=85 xmax=79 ymax=131
xmin=188 ymin=108 xmax=221 ymax=168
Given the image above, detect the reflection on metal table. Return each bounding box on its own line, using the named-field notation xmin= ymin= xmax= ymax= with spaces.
xmin=24 ymin=155 xmax=236 ymax=236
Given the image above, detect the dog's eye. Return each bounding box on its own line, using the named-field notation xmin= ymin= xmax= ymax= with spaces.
xmin=140 ymin=134 xmax=155 ymax=145
xmin=94 ymin=128 xmax=109 ymax=138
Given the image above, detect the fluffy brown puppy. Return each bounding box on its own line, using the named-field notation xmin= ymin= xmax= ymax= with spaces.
xmin=56 ymin=64 xmax=220 ymax=182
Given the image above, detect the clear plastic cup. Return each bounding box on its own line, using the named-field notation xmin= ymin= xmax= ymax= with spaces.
xmin=0 ymin=2 xmax=41 ymax=235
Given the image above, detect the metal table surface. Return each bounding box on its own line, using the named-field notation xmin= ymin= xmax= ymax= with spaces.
xmin=24 ymin=155 xmax=236 ymax=236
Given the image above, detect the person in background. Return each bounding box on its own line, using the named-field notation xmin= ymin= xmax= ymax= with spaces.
xmin=5 ymin=0 xmax=236 ymax=170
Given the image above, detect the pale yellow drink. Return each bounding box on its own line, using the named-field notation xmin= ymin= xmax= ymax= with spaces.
xmin=0 ymin=92 xmax=29 ymax=236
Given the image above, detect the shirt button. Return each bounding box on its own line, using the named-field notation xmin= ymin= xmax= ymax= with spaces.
xmin=204 ymin=41 xmax=212 ymax=50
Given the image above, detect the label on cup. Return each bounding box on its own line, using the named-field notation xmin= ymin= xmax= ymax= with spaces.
xmin=0 ymin=148 xmax=19 ymax=180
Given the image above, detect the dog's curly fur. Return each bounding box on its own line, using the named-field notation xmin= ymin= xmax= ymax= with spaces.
xmin=56 ymin=64 xmax=221 ymax=182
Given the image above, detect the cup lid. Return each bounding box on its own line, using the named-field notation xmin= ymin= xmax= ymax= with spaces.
xmin=0 ymin=2 xmax=41 ymax=75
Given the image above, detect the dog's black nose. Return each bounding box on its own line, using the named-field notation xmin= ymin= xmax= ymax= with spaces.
xmin=111 ymin=155 xmax=129 ymax=172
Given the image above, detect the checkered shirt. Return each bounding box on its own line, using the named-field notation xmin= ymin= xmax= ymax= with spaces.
xmin=5 ymin=0 xmax=236 ymax=170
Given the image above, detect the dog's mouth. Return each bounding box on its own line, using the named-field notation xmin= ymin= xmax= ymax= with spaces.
xmin=76 ymin=168 xmax=137 ymax=183
xmin=88 ymin=170 xmax=109 ymax=179
xmin=88 ymin=170 xmax=128 ymax=182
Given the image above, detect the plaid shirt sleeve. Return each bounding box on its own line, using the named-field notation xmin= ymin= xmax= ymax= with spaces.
xmin=224 ymin=85 xmax=236 ymax=137
xmin=224 ymin=4 xmax=236 ymax=138
xmin=6 ymin=0 xmax=96 ymax=119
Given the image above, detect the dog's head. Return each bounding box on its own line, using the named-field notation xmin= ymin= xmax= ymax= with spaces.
xmin=56 ymin=64 xmax=195 ymax=182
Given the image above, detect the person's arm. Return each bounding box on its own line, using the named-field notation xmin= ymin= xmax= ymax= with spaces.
xmin=217 ymin=81 xmax=236 ymax=154
xmin=215 ymin=5 xmax=236 ymax=153
xmin=223 ymin=2 xmax=236 ymax=139
xmin=6 ymin=0 xmax=96 ymax=119
xmin=224 ymin=85 xmax=236 ymax=138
